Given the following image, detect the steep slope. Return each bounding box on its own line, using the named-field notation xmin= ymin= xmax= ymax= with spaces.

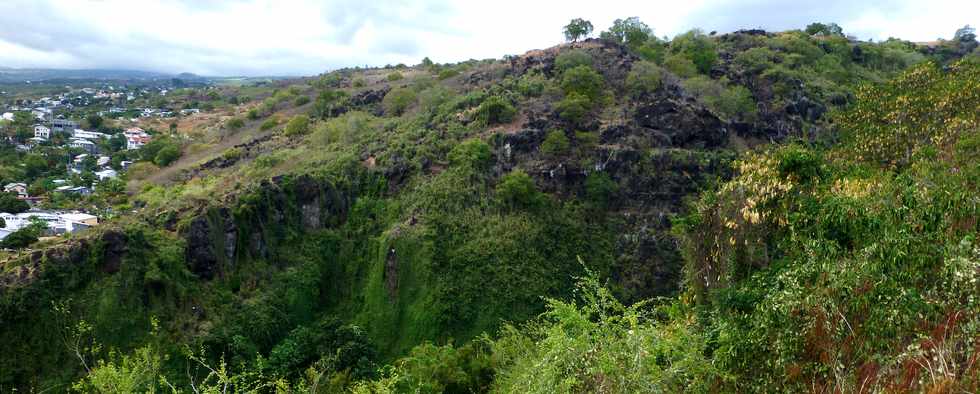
xmin=0 ymin=27 xmax=969 ymax=391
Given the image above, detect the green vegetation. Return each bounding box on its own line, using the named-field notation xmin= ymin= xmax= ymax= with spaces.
xmin=1 ymin=20 xmax=978 ymax=394
xmin=563 ymin=18 xmax=593 ymax=42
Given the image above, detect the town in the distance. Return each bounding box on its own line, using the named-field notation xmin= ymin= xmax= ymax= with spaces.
xmin=0 ymin=74 xmax=265 ymax=249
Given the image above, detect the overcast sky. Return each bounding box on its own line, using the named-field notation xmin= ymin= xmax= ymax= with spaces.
xmin=0 ymin=0 xmax=976 ymax=76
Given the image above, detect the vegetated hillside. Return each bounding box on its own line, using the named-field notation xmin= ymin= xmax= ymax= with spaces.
xmin=0 ymin=22 xmax=977 ymax=392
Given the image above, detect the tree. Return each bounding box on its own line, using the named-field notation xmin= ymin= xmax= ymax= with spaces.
xmin=564 ymin=18 xmax=594 ymax=42
xmin=600 ymin=17 xmax=652 ymax=48
xmin=0 ymin=192 xmax=29 ymax=214
xmin=805 ymin=22 xmax=844 ymax=37
xmin=1 ymin=217 xmax=46 ymax=249
xmin=560 ymin=65 xmax=604 ymax=101
xmin=154 ymin=145 xmax=181 ymax=167
xmin=86 ymin=115 xmax=104 ymax=130
xmin=382 ymin=88 xmax=416 ymax=116
xmin=954 ymin=25 xmax=976 ymax=42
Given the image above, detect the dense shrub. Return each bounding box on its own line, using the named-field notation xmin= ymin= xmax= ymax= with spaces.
xmin=539 ymin=130 xmax=570 ymax=157
xmin=293 ymin=95 xmax=310 ymax=106
xmin=283 ymin=115 xmax=311 ymax=136
xmin=560 ymin=65 xmax=604 ymax=100
xmin=663 ymin=54 xmax=698 ymax=78
xmin=448 ymin=139 xmax=492 ymax=168
xmin=555 ymin=92 xmax=592 ymax=124
xmin=260 ymin=117 xmax=279 ymax=131
xmin=496 ymin=169 xmax=542 ymax=209
xmin=382 ymin=88 xmax=416 ymax=116
xmin=386 ymin=72 xmax=404 ymax=81
xmin=682 ymin=76 xmax=757 ymax=121
xmin=474 ymin=96 xmax=516 ymax=125
xmin=153 ymin=145 xmax=181 ymax=167
xmin=670 ymin=29 xmax=718 ymax=74
xmin=554 ymin=50 xmax=593 ymax=73
xmin=626 ymin=61 xmax=663 ymax=97
xmin=226 ymin=117 xmax=245 ymax=130
xmin=584 ymin=172 xmax=617 ymax=207
xmin=0 ymin=192 xmax=29 ymax=214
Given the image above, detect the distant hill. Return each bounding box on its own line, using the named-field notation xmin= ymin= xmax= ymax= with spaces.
xmin=0 ymin=67 xmax=185 ymax=83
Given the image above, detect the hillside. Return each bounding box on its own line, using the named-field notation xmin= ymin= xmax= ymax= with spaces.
xmin=0 ymin=22 xmax=978 ymax=393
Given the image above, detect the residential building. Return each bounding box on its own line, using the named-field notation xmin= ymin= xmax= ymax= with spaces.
xmin=69 ymin=138 xmax=97 ymax=153
xmin=34 ymin=125 xmax=50 ymax=140
xmin=72 ymin=129 xmax=108 ymax=140
xmin=50 ymin=118 xmax=79 ymax=132
xmin=3 ymin=183 xmax=28 ymax=198
xmin=94 ymin=169 xmax=117 ymax=180
xmin=124 ymin=127 xmax=152 ymax=150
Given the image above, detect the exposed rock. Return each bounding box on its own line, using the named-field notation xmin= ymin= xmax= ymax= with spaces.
xmin=185 ymin=216 xmax=218 ymax=280
xmin=384 ymin=247 xmax=398 ymax=300
xmin=634 ymin=98 xmax=728 ymax=148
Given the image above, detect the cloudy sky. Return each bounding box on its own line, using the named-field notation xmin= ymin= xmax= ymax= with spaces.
xmin=0 ymin=0 xmax=976 ymax=76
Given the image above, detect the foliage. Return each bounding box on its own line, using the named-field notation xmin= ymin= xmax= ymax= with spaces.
xmin=474 ymin=96 xmax=516 ymax=125
xmin=387 ymin=72 xmax=404 ymax=82
xmin=600 ymin=17 xmax=653 ymax=49
xmin=153 ymin=145 xmax=181 ymax=167
xmin=0 ymin=218 xmax=46 ymax=249
xmin=260 ymin=116 xmax=279 ymax=131
xmin=805 ymin=22 xmax=845 ymax=37
xmin=0 ymin=192 xmax=29 ymax=213
xmin=563 ymin=18 xmax=594 ymax=42
xmin=670 ymin=29 xmax=718 ymax=75
xmin=682 ymin=76 xmax=758 ymax=121
xmin=284 ymin=115 xmax=311 ymax=136
xmin=625 ymin=61 xmax=663 ymax=97
xmin=554 ymin=50 xmax=593 ymax=74
xmin=663 ymin=54 xmax=699 ymax=79
xmin=539 ymin=130 xmax=570 ymax=157
xmin=226 ymin=117 xmax=245 ymax=130
xmin=555 ymin=92 xmax=592 ymax=124
xmin=496 ymin=169 xmax=543 ymax=210
xmin=382 ymin=88 xmax=416 ymax=116
xmin=836 ymin=61 xmax=980 ymax=166
xmin=560 ymin=65 xmax=604 ymax=101
xmin=448 ymin=139 xmax=492 ymax=168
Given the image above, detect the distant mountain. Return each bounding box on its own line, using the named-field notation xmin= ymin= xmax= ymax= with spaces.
xmin=0 ymin=67 xmax=178 ymax=83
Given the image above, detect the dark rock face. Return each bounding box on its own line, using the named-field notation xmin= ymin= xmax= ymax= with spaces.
xmin=634 ymin=98 xmax=728 ymax=148
xmin=350 ymin=87 xmax=390 ymax=106
xmin=185 ymin=216 xmax=218 ymax=280
xmin=100 ymin=230 xmax=126 ymax=274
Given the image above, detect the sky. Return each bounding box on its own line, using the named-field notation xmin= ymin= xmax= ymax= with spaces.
xmin=0 ymin=0 xmax=976 ymax=76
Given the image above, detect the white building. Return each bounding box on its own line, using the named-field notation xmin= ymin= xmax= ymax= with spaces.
xmin=94 ymin=169 xmax=117 ymax=180
xmin=34 ymin=125 xmax=50 ymax=140
xmin=73 ymin=129 xmax=108 ymax=140
xmin=69 ymin=138 xmax=97 ymax=153
xmin=124 ymin=127 xmax=151 ymax=150
xmin=0 ymin=211 xmax=99 ymax=240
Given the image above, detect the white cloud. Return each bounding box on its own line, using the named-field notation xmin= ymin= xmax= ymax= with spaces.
xmin=0 ymin=0 xmax=975 ymax=76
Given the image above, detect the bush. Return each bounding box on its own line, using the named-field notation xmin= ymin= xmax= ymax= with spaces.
xmin=0 ymin=221 xmax=44 ymax=249
xmin=437 ymin=68 xmax=460 ymax=80
xmin=560 ymin=65 xmax=604 ymax=100
xmin=382 ymin=88 xmax=417 ymax=116
xmin=221 ymin=147 xmax=243 ymax=162
xmin=496 ymin=169 xmax=542 ymax=209
xmin=293 ymin=95 xmax=310 ymax=106
xmin=555 ymin=92 xmax=592 ymax=124
xmin=153 ymin=145 xmax=181 ymax=167
xmin=0 ymin=192 xmax=29 ymax=214
xmin=663 ymin=54 xmax=698 ymax=78
xmin=246 ymin=108 xmax=259 ymax=120
xmin=387 ymin=72 xmax=404 ymax=81
xmin=475 ymin=96 xmax=517 ymax=125
xmin=448 ymin=139 xmax=492 ymax=169
xmin=516 ymin=72 xmax=547 ymax=97
xmin=626 ymin=61 xmax=663 ymax=97
xmin=539 ymin=130 xmax=570 ymax=157
xmin=260 ymin=117 xmax=279 ymax=131
xmin=352 ymin=78 xmax=366 ymax=88
xmin=584 ymin=172 xmax=617 ymax=207
xmin=226 ymin=117 xmax=245 ymax=130
xmin=554 ymin=50 xmax=593 ymax=73
xmin=283 ymin=115 xmax=310 ymax=136
xmin=671 ymin=29 xmax=718 ymax=74
xmin=682 ymin=77 xmax=757 ymax=121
